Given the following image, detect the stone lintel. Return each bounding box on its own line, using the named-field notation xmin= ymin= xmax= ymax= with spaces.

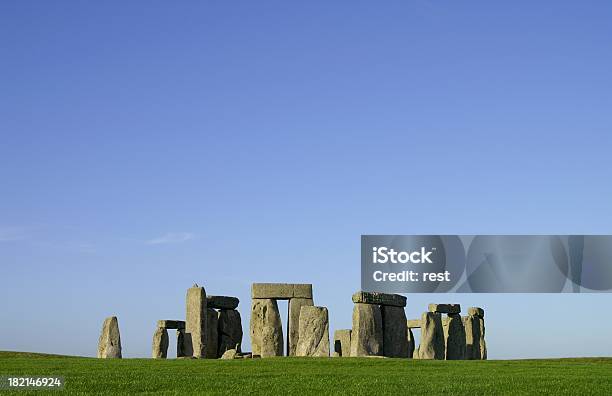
xmin=251 ymin=283 xmax=313 ymax=299
xmin=428 ymin=303 xmax=461 ymax=314
xmin=207 ymin=296 xmax=239 ymax=310
xmin=157 ymin=320 xmax=185 ymax=330
xmin=351 ymin=291 xmax=406 ymax=307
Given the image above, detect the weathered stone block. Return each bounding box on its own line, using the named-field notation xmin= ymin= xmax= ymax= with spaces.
xmin=205 ymin=308 xmax=218 ymax=359
xmin=464 ymin=315 xmax=482 ymax=360
xmin=468 ymin=307 xmax=485 ymax=318
xmin=382 ymin=305 xmax=409 ymax=358
xmin=251 ymin=283 xmax=313 ymax=299
xmin=407 ymin=328 xmax=415 ymax=359
xmin=351 ymin=291 xmax=406 ymax=307
xmin=333 ymin=329 xmax=351 ymax=357
xmin=218 ymin=309 xmax=243 ymax=356
xmin=185 ymin=285 xmax=207 ymax=358
xmin=207 ymin=296 xmax=239 ymax=310
xmin=152 ymin=327 xmax=169 ymax=359
xmin=479 ymin=317 xmax=487 ymax=360
xmin=250 ymin=298 xmax=283 ymax=357
xmin=287 ymin=298 xmax=314 ymax=356
xmin=350 ymin=303 xmax=383 ymax=357
xmin=176 ymin=329 xmax=186 ymax=358
xmin=418 ymin=312 xmax=444 ymax=360
xmin=428 ymin=303 xmax=461 ymax=314
xmin=157 ymin=320 xmax=185 ymax=330
xmin=221 ymin=349 xmax=238 ymax=359
xmin=445 ymin=313 xmax=466 ymax=360
xmin=296 ymin=306 xmax=329 ymax=357
xmin=407 ymin=319 xmax=422 ymax=329
xmin=97 ymin=316 xmax=122 ymax=358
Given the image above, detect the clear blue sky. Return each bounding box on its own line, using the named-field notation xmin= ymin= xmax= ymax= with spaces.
xmin=1 ymin=1 xmax=611 ymax=359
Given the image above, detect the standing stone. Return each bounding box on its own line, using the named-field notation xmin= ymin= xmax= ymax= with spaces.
xmin=205 ymin=308 xmax=218 ymax=359
xmin=185 ymin=285 xmax=207 ymax=358
xmin=152 ymin=327 xmax=169 ymax=359
xmin=350 ymin=303 xmax=383 ymax=357
xmin=333 ymin=329 xmax=351 ymax=357
xmin=479 ymin=317 xmax=487 ymax=360
xmin=418 ymin=312 xmax=444 ymax=360
xmin=445 ymin=313 xmax=466 ymax=360
xmin=218 ymin=309 xmax=243 ymax=356
xmin=287 ymin=297 xmax=314 ymax=356
xmin=382 ymin=305 xmax=409 ymax=358
xmin=407 ymin=328 xmax=415 ymax=358
xmin=464 ymin=315 xmax=482 ymax=360
xmin=250 ymin=298 xmax=283 ymax=357
xmin=295 ymin=306 xmax=330 ymax=357
xmin=97 ymin=316 xmax=122 ymax=358
xmin=176 ymin=329 xmax=186 ymax=358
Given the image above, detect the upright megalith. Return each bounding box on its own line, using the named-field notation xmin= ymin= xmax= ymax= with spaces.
xmin=445 ymin=314 xmax=466 ymax=360
xmin=382 ymin=305 xmax=409 ymax=358
xmin=218 ymin=309 xmax=243 ymax=356
xmin=152 ymin=327 xmax=169 ymax=359
xmin=205 ymin=308 xmax=219 ymax=359
xmin=333 ymin=329 xmax=351 ymax=357
xmin=176 ymin=329 xmax=187 ymax=358
xmin=465 ymin=307 xmax=486 ymax=360
xmin=97 ymin=316 xmax=122 ymax=358
xmin=250 ymin=298 xmax=283 ymax=357
xmin=350 ymin=303 xmax=383 ymax=357
xmin=407 ymin=328 xmax=415 ymax=359
xmin=185 ymin=284 xmax=207 ymax=358
xmin=288 ymin=298 xmax=314 ymax=356
xmin=418 ymin=312 xmax=444 ymax=360
xmin=296 ymin=306 xmax=330 ymax=357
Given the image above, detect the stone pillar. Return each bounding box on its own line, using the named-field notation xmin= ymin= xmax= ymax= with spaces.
xmin=97 ymin=316 xmax=122 ymax=358
xmin=185 ymin=285 xmax=207 ymax=358
xmin=250 ymin=298 xmax=283 ymax=357
xmin=333 ymin=329 xmax=351 ymax=357
xmin=218 ymin=309 xmax=243 ymax=356
xmin=205 ymin=308 xmax=218 ymax=359
xmin=350 ymin=303 xmax=383 ymax=357
xmin=406 ymin=328 xmax=415 ymax=358
xmin=382 ymin=305 xmax=409 ymax=358
xmin=479 ymin=317 xmax=487 ymax=360
xmin=418 ymin=312 xmax=444 ymax=360
xmin=445 ymin=314 xmax=466 ymax=360
xmin=176 ymin=329 xmax=186 ymax=358
xmin=295 ymin=306 xmax=329 ymax=357
xmin=152 ymin=327 xmax=169 ymax=359
xmin=287 ymin=297 xmax=314 ymax=356
xmin=464 ymin=315 xmax=481 ymax=360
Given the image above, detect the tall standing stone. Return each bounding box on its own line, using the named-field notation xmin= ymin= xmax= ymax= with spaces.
xmin=382 ymin=305 xmax=409 ymax=358
xmin=287 ymin=297 xmax=314 ymax=356
xmin=205 ymin=308 xmax=218 ymax=359
xmin=464 ymin=315 xmax=482 ymax=360
xmin=218 ymin=309 xmax=243 ymax=356
xmin=333 ymin=329 xmax=351 ymax=357
xmin=418 ymin=312 xmax=444 ymax=360
xmin=185 ymin=285 xmax=207 ymax=358
xmin=407 ymin=328 xmax=415 ymax=358
xmin=250 ymin=298 xmax=283 ymax=357
xmin=350 ymin=303 xmax=383 ymax=357
xmin=479 ymin=317 xmax=487 ymax=360
xmin=176 ymin=329 xmax=186 ymax=358
xmin=295 ymin=306 xmax=330 ymax=357
xmin=97 ymin=316 xmax=122 ymax=359
xmin=152 ymin=327 xmax=169 ymax=359
xmin=445 ymin=313 xmax=466 ymax=360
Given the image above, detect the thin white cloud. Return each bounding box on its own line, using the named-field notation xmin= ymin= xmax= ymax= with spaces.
xmin=0 ymin=226 xmax=29 ymax=242
xmin=146 ymin=232 xmax=197 ymax=245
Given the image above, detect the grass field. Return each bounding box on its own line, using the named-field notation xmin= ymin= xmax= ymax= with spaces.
xmin=1 ymin=351 xmax=611 ymax=395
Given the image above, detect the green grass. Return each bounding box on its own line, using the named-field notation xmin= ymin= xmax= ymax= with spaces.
xmin=1 ymin=351 xmax=611 ymax=395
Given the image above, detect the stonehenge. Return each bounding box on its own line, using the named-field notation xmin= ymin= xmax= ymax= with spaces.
xmin=98 ymin=283 xmax=487 ymax=362
xmin=295 ymin=306 xmax=330 ymax=357
xmin=97 ymin=316 xmax=122 ymax=358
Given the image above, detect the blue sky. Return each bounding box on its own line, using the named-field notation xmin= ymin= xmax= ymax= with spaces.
xmin=1 ymin=1 xmax=611 ymax=359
